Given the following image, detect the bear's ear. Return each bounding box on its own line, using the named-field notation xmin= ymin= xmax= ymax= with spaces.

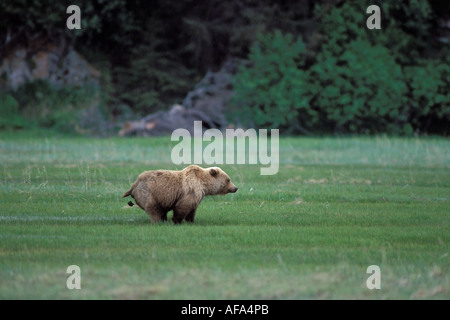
xmin=210 ymin=168 xmax=217 ymax=177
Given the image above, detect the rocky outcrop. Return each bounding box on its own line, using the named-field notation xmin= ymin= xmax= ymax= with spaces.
xmin=0 ymin=35 xmax=100 ymax=90
xmin=119 ymin=59 xmax=240 ymax=136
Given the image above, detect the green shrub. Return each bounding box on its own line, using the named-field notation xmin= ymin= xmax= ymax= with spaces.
xmin=404 ymin=56 xmax=450 ymax=133
xmin=8 ymin=80 xmax=99 ymax=133
xmin=231 ymin=1 xmax=449 ymax=135
xmin=309 ymin=40 xmax=408 ymax=134
xmin=311 ymin=0 xmax=448 ymax=134
xmin=230 ymin=30 xmax=309 ymax=132
xmin=0 ymin=93 xmax=27 ymax=129
xmin=231 ymin=30 xmax=409 ymax=134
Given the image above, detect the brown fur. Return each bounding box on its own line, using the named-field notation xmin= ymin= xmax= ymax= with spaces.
xmin=122 ymin=165 xmax=238 ymax=223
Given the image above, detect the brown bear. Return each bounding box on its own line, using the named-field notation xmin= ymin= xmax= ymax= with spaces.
xmin=122 ymin=165 xmax=238 ymax=223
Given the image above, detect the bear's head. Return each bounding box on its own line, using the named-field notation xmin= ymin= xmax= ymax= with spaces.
xmin=206 ymin=167 xmax=238 ymax=195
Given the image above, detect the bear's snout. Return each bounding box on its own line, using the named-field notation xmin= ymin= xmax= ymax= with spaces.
xmin=230 ymin=186 xmax=238 ymax=193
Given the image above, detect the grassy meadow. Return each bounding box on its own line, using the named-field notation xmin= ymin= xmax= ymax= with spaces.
xmin=0 ymin=131 xmax=449 ymax=299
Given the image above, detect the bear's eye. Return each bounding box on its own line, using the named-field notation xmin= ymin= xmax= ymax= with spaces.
xmin=226 ymin=178 xmax=230 ymax=183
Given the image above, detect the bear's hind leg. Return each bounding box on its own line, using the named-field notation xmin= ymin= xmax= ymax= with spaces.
xmin=144 ymin=201 xmax=165 ymax=223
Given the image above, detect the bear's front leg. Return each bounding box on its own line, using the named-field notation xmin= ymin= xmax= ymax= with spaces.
xmin=184 ymin=208 xmax=197 ymax=223
xmin=172 ymin=194 xmax=201 ymax=224
xmin=172 ymin=208 xmax=187 ymax=224
xmin=173 ymin=208 xmax=196 ymax=224
xmin=172 ymin=200 xmax=197 ymax=224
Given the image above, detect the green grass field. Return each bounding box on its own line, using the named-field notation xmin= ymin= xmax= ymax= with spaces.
xmin=0 ymin=131 xmax=449 ymax=299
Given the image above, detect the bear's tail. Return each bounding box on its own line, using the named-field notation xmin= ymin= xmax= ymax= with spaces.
xmin=122 ymin=188 xmax=132 ymax=198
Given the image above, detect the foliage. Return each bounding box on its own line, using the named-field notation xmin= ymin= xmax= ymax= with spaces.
xmin=0 ymin=93 xmax=27 ymax=129
xmin=0 ymin=0 xmax=449 ymax=134
xmin=0 ymin=0 xmax=321 ymax=121
xmin=404 ymin=56 xmax=450 ymax=134
xmin=8 ymin=80 xmax=100 ymax=133
xmin=114 ymin=22 xmax=200 ymax=115
xmin=310 ymin=0 xmax=449 ymax=134
xmin=0 ymin=0 xmax=140 ymax=48
xmin=231 ymin=0 xmax=449 ymax=134
xmin=232 ymin=31 xmax=410 ymax=134
xmin=309 ymin=41 xmax=408 ymax=134
xmin=230 ymin=31 xmax=308 ymax=131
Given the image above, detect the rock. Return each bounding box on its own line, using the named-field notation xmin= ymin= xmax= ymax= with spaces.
xmin=76 ymin=102 xmax=115 ymax=137
xmin=119 ymin=58 xmax=241 ymax=136
xmin=0 ymin=35 xmax=100 ymax=90
xmin=119 ymin=104 xmax=216 ymax=136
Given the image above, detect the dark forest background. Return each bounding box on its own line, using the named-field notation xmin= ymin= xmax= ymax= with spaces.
xmin=0 ymin=0 xmax=449 ymax=135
